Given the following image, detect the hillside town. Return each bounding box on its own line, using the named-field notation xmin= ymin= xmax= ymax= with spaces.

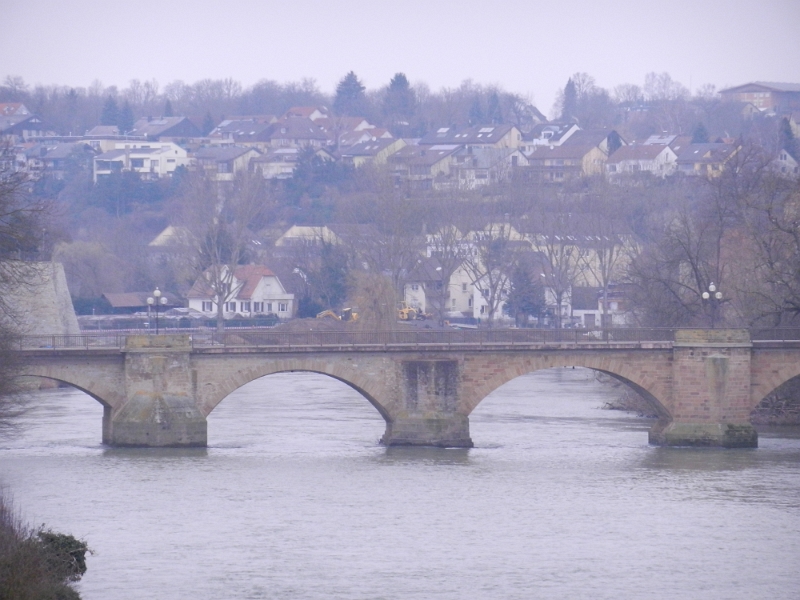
xmin=2 ymin=74 xmax=800 ymax=332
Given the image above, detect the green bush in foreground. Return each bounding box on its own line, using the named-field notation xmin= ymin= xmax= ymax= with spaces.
xmin=0 ymin=494 xmax=90 ymax=599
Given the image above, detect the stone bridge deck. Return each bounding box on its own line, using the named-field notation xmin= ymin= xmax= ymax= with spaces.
xmin=16 ymin=328 xmax=800 ymax=450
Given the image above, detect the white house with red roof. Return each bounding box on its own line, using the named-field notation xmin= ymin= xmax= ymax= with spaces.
xmin=187 ymin=265 xmax=294 ymax=319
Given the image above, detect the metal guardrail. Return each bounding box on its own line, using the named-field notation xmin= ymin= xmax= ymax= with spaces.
xmin=17 ymin=328 xmax=800 ymax=351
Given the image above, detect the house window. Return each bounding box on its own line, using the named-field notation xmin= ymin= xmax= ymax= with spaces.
xmin=240 ymin=302 xmax=251 ymax=312
xmin=131 ymin=158 xmax=144 ymax=168
xmin=451 ymin=298 xmax=456 ymax=307
xmin=266 ymin=302 xmax=273 ymax=312
xmin=224 ymin=302 xmax=237 ymax=312
xmin=202 ymin=301 xmax=213 ymax=312
xmin=462 ymin=283 xmax=467 ymax=292
xmin=253 ymin=302 xmax=264 ymax=313
xmin=468 ymin=298 xmax=473 ymax=307
xmin=278 ymin=303 xmax=288 ymax=312
xmin=411 ymin=284 xmax=419 ymax=291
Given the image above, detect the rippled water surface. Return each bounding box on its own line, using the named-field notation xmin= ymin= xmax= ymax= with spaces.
xmin=1 ymin=368 xmax=799 ymax=599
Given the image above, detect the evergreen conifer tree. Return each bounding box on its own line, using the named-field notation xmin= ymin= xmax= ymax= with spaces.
xmin=691 ymin=122 xmax=710 ymax=144
xmin=487 ymin=92 xmax=503 ymax=124
xmin=100 ymin=96 xmax=118 ymax=127
xmin=117 ymin=101 xmax=134 ymax=134
xmin=561 ymin=78 xmax=577 ymax=122
xmin=333 ymin=71 xmax=366 ymax=117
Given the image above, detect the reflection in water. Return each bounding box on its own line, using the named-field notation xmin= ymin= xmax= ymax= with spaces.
xmin=0 ymin=368 xmax=798 ymax=600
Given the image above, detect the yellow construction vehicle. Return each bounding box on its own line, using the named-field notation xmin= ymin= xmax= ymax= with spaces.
xmin=316 ymin=308 xmax=359 ymax=322
xmin=397 ymin=301 xmax=419 ymax=321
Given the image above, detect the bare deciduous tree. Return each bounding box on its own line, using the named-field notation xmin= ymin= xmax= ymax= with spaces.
xmin=172 ymin=170 xmax=272 ymax=332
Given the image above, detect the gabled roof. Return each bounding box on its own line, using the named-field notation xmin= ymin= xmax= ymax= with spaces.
xmin=419 ymin=124 xmax=517 ymax=146
xmin=193 ymin=145 xmax=260 ymax=162
xmin=0 ymin=103 xmax=30 ymax=117
xmin=643 ymin=134 xmax=677 ymax=146
xmin=267 ymin=117 xmax=328 ymax=141
xmin=209 ymin=119 xmax=274 ymax=142
xmin=85 ymin=125 xmax=121 ymax=136
xmin=283 ymin=106 xmax=329 ymax=120
xmin=390 ymin=144 xmax=461 ymax=166
xmin=187 ymin=265 xmax=279 ymax=299
xmin=523 ymin=122 xmax=579 ymax=144
xmin=339 ymin=137 xmax=404 ymax=157
xmin=129 ymin=116 xmax=201 ymax=139
xmin=454 ymin=146 xmax=520 ymax=168
xmin=606 ymin=144 xmax=673 ymax=163
xmin=675 ymin=143 xmax=738 ymax=164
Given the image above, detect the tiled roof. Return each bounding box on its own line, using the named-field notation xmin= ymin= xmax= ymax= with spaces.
xmin=419 ymin=124 xmax=516 ymax=146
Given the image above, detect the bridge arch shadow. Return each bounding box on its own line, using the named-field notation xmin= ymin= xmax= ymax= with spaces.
xmin=751 ymin=373 xmax=800 ymax=426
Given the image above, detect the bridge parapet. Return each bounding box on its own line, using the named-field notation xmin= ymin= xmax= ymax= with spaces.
xmin=21 ymin=328 xmax=800 ymax=449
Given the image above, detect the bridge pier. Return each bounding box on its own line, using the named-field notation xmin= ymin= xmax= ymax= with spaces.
xmin=108 ymin=335 xmax=207 ymax=447
xmin=380 ymin=359 xmax=473 ymax=447
xmin=651 ymin=329 xmax=758 ymax=448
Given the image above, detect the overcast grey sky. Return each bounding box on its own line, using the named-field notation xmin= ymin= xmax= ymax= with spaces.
xmin=3 ymin=0 xmax=799 ymax=114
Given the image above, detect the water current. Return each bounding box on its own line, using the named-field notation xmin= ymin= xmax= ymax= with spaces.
xmin=1 ymin=367 xmax=799 ymax=599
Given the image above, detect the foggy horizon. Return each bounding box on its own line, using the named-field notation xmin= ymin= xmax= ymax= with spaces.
xmin=4 ymin=0 xmax=800 ymax=115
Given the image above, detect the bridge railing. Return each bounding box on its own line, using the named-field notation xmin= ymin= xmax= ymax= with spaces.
xmin=171 ymin=327 xmax=680 ymax=348
xmin=750 ymin=328 xmax=800 ymax=342
xmin=19 ymin=328 xmax=800 ymax=350
xmin=18 ymin=332 xmax=128 ymax=350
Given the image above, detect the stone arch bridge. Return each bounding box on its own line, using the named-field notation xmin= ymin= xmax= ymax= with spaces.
xmin=18 ymin=328 xmax=800 ymax=449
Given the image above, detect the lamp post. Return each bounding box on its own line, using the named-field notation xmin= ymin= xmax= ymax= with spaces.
xmin=701 ymin=282 xmax=723 ymax=329
xmin=147 ymin=288 xmax=168 ymax=334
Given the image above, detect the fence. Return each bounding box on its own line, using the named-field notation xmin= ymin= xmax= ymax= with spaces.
xmin=19 ymin=328 xmax=800 ymax=351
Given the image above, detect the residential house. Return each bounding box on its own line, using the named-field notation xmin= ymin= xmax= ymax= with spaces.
xmin=208 ymin=117 xmax=277 ymax=148
xmin=22 ymin=142 xmax=97 ymax=179
xmin=675 ymin=142 xmax=740 ymax=177
xmin=525 ymin=129 xmax=624 ymax=182
xmin=453 ymin=147 xmax=528 ymax=189
xmin=264 ymin=117 xmax=328 ymax=149
xmin=193 ymin=145 xmax=261 ymax=180
xmin=419 ymin=124 xmax=523 ymax=150
xmin=128 ymin=116 xmax=202 ymax=140
xmin=282 ymin=106 xmax=330 ymax=121
xmin=274 ymin=223 xmax=376 ymax=248
xmin=403 ymin=257 xmax=475 ymax=318
xmin=605 ymin=144 xmax=677 ymax=179
xmin=388 ymin=143 xmax=461 ymax=189
xmin=187 ymin=265 xmax=294 ymax=319
xmin=1 ymin=113 xmax=55 ymax=143
xmin=774 ymin=148 xmax=799 ymax=178
xmin=520 ymin=122 xmax=580 ymax=153
xmin=0 ymin=103 xmax=31 ymax=117
xmin=251 ymin=146 xmax=334 ymax=179
xmin=339 ymin=138 xmax=406 ymax=167
xmin=336 ymin=127 xmax=393 ymax=149
xmin=93 ymin=141 xmax=190 ymax=182
xmin=719 ymin=82 xmax=800 ymax=113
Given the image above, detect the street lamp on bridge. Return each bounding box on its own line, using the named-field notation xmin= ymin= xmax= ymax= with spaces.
xmin=147 ymin=287 xmax=168 ymax=334
xmin=702 ymin=282 xmax=723 ymax=328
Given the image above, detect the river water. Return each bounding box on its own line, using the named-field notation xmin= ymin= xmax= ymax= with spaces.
xmin=1 ymin=368 xmax=799 ymax=599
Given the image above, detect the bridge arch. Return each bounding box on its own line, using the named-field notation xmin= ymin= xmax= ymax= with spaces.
xmin=460 ymin=352 xmax=672 ymax=420
xmin=195 ymin=357 xmax=393 ymax=422
xmin=21 ymin=362 xmax=124 ymax=410
xmin=751 ymin=351 xmax=800 ymax=413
